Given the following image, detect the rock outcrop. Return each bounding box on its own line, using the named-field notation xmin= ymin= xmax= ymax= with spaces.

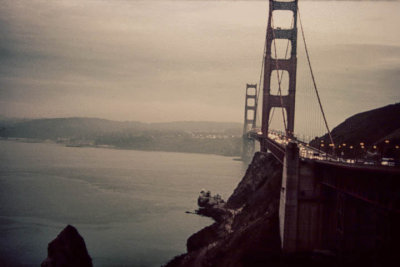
xmin=41 ymin=225 xmax=92 ymax=267
xmin=196 ymin=190 xmax=227 ymax=222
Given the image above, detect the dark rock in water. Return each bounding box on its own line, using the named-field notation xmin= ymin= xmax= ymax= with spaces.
xmin=41 ymin=225 xmax=92 ymax=267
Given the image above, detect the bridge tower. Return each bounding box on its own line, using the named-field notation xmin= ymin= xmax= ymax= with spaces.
xmin=242 ymin=84 xmax=258 ymax=161
xmin=261 ymin=0 xmax=298 ymax=152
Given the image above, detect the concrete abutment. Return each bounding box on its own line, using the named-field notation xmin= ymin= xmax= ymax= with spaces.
xmin=278 ymin=142 xmax=400 ymax=262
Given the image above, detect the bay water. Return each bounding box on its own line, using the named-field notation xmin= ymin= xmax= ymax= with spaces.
xmin=0 ymin=140 xmax=245 ymax=266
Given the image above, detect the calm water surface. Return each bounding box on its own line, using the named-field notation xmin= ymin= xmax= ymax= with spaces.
xmin=0 ymin=141 xmax=245 ymax=266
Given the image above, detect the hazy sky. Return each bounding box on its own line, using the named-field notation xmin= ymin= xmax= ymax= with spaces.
xmin=1 ymin=0 xmax=399 ymax=135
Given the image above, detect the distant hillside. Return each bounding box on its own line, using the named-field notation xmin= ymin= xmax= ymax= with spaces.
xmin=312 ymin=103 xmax=400 ymax=158
xmin=0 ymin=117 xmax=241 ymax=139
xmin=0 ymin=117 xmax=242 ymax=156
xmin=0 ymin=118 xmax=137 ymax=140
xmin=147 ymin=121 xmax=242 ymax=134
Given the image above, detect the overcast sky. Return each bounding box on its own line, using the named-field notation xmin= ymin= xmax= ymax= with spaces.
xmin=1 ymin=0 xmax=399 ymax=135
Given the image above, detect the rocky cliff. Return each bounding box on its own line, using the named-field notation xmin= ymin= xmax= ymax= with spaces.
xmin=165 ymin=152 xmax=284 ymax=267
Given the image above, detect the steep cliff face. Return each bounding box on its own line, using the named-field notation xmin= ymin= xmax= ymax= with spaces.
xmin=166 ymin=152 xmax=283 ymax=267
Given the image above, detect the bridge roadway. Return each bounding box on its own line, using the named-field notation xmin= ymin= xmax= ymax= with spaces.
xmin=247 ymin=129 xmax=337 ymax=164
xmin=246 ymin=129 xmax=400 ymax=256
xmin=248 ymin=129 xmax=394 ymax=167
xmin=247 ymin=128 xmax=400 ymax=214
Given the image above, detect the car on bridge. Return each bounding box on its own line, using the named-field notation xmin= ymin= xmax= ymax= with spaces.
xmin=381 ymin=158 xmax=396 ymax=167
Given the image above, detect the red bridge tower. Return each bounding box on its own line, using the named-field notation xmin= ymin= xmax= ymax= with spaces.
xmin=261 ymin=0 xmax=298 ymax=151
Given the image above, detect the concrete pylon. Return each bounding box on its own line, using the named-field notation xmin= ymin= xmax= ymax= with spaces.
xmin=279 ymin=141 xmax=300 ymax=252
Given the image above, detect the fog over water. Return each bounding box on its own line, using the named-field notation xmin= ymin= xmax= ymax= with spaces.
xmin=0 ymin=1 xmax=399 ymax=136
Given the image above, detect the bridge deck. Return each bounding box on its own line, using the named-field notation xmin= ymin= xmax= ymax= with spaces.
xmin=314 ymin=159 xmax=400 ymax=213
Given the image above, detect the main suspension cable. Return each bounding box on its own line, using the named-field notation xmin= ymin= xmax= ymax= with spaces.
xmin=298 ymin=7 xmax=335 ymax=151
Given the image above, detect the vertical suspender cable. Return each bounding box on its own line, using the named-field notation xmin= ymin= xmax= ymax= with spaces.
xmin=298 ymin=7 xmax=335 ymax=151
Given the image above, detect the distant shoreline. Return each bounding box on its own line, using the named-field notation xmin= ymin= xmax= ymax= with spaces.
xmin=0 ymin=138 xmax=242 ymax=158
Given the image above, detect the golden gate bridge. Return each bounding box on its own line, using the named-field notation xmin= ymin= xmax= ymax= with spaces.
xmin=239 ymin=0 xmax=400 ymax=259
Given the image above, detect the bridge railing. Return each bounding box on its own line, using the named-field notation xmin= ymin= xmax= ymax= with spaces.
xmin=247 ymin=128 xmax=399 ymax=168
xmin=265 ymin=137 xmax=285 ymax=164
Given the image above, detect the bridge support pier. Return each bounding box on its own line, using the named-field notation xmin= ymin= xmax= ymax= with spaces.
xmin=279 ymin=142 xmax=324 ymax=253
xmin=279 ymin=142 xmax=300 ymax=252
